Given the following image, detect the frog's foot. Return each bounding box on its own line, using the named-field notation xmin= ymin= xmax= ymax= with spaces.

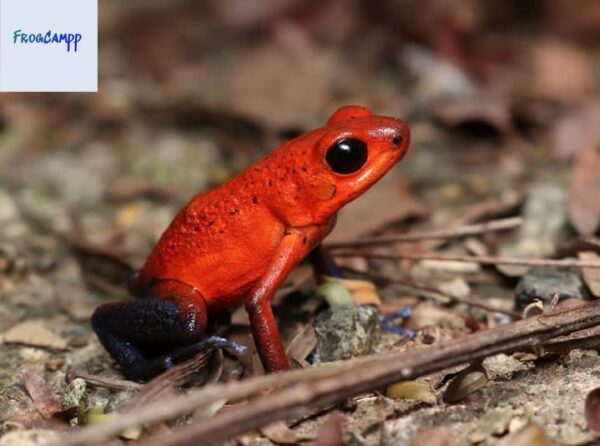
xmin=163 ymin=336 xmax=247 ymax=367
xmin=380 ymin=306 xmax=416 ymax=338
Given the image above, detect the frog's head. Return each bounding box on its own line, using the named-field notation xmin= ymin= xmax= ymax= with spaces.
xmin=304 ymin=105 xmax=411 ymax=221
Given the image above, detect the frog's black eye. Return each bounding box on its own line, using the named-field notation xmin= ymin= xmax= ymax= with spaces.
xmin=325 ymin=138 xmax=368 ymax=174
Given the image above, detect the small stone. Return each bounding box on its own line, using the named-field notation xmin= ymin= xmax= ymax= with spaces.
xmin=62 ymin=378 xmax=87 ymax=410
xmin=311 ymin=305 xmax=379 ymax=363
xmin=468 ymin=407 xmax=514 ymax=442
xmin=515 ymin=266 xmax=586 ymax=310
xmin=499 ymin=184 xmax=568 ymax=276
xmin=0 ymin=429 xmax=58 ymax=446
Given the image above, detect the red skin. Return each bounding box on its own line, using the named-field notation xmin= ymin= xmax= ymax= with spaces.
xmin=131 ymin=105 xmax=410 ymax=372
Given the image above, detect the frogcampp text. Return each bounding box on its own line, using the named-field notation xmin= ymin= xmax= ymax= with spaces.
xmin=12 ymin=29 xmax=82 ymax=52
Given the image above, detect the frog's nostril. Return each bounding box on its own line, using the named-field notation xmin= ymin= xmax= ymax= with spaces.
xmin=392 ymin=134 xmax=403 ymax=145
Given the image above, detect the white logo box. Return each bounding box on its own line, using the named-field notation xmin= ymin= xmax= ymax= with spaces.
xmin=0 ymin=0 xmax=97 ymax=92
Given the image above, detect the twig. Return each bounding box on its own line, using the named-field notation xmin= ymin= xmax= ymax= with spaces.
xmin=332 ymin=251 xmax=600 ymax=269
xmin=127 ymin=351 xmax=215 ymax=410
xmin=67 ymin=371 xmax=142 ymax=391
xmin=52 ymin=300 xmax=600 ymax=446
xmin=350 ymin=269 xmax=521 ymax=318
xmin=586 ymin=238 xmax=600 ymax=249
xmin=326 ymin=217 xmax=522 ymax=248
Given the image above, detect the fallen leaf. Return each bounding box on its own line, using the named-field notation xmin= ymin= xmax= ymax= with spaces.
xmin=408 ymin=428 xmax=454 ymax=446
xmin=0 ymin=429 xmax=58 ymax=445
xmin=586 ymin=387 xmax=600 ymax=437
xmin=315 ymin=414 xmax=345 ymax=446
xmin=317 ymin=281 xmax=354 ymax=308
xmin=260 ymin=420 xmax=301 ymax=445
xmin=569 ymin=144 xmax=600 ymax=236
xmin=522 ymin=301 xmax=545 ymax=319
xmin=329 ymin=170 xmax=429 ymax=243
xmin=228 ymin=24 xmax=334 ymax=128
xmin=580 ymin=252 xmax=600 ymax=297
xmin=552 ymin=102 xmax=600 ymax=159
xmin=438 ymin=278 xmax=471 ymax=299
xmin=406 ymin=303 xmax=466 ymax=330
xmin=546 ymin=0 xmax=600 ymax=39
xmin=386 ymin=380 xmax=437 ymax=405
xmin=431 ymin=99 xmax=513 ymax=143
xmin=323 ymin=276 xmax=382 ymax=307
xmin=286 ymin=325 xmax=317 ymax=367
xmin=82 ymin=409 xmax=142 ymax=440
xmin=519 ymin=40 xmax=593 ymax=104
xmin=444 ymin=363 xmax=488 ymax=403
xmin=21 ymin=368 xmax=63 ymax=419
xmin=496 ymin=422 xmax=557 ymax=446
xmin=3 ymin=320 xmax=68 ymax=351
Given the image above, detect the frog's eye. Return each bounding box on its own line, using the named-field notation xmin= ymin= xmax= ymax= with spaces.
xmin=325 ymin=138 xmax=368 ymax=174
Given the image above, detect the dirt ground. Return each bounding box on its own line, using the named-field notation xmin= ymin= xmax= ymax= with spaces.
xmin=2 ymin=1 xmax=600 ymax=445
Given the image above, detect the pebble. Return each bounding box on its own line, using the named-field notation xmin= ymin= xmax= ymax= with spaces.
xmin=311 ymin=305 xmax=379 ymax=363
xmin=515 ymin=266 xmax=586 ymax=310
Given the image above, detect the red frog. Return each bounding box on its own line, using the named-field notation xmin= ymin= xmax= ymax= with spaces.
xmin=92 ymin=105 xmax=410 ymax=381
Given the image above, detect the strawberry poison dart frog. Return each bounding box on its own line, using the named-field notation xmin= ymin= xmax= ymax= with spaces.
xmin=92 ymin=106 xmax=411 ymax=381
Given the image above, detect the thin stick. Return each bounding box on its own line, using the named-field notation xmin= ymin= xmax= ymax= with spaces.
xmin=67 ymin=371 xmax=142 ymax=391
xmin=326 ymin=217 xmax=523 ymax=248
xmin=332 ymin=251 xmax=600 ymax=269
xmin=52 ymin=300 xmax=600 ymax=446
xmin=354 ymin=269 xmax=521 ymax=318
xmin=139 ymin=301 xmax=600 ymax=446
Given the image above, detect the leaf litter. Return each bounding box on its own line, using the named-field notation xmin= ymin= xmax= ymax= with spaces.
xmin=2 ymin=2 xmax=600 ymax=445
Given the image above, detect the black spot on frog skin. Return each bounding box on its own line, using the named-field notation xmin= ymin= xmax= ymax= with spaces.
xmin=252 ymin=196 xmax=258 ymax=204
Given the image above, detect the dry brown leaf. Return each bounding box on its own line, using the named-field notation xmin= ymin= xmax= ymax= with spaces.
xmin=286 ymin=325 xmax=317 ymax=366
xmin=431 ymin=99 xmax=513 ymax=142
xmin=3 ymin=320 xmax=68 ymax=351
xmin=228 ymin=24 xmax=334 ymax=128
xmin=315 ymin=414 xmax=345 ymax=446
xmin=21 ymin=368 xmax=63 ymax=419
xmin=520 ymin=40 xmax=593 ymax=103
xmin=438 ymin=278 xmax=471 ymax=299
xmin=408 ymin=428 xmax=454 ymax=446
xmin=545 ymin=0 xmax=600 ymax=38
xmin=324 ymin=277 xmax=382 ymax=307
xmin=387 ymin=380 xmax=437 ymax=405
xmin=444 ymin=363 xmax=488 ymax=403
xmin=580 ymin=252 xmax=600 ymax=297
xmin=260 ymin=420 xmax=301 ymax=445
xmin=586 ymin=387 xmax=600 ymax=437
xmin=405 ymin=303 xmax=466 ymax=330
xmin=496 ymin=422 xmax=557 ymax=446
xmin=553 ymin=102 xmax=600 ymax=159
xmin=569 ymin=144 xmax=600 ymax=236
xmin=330 ymin=170 xmax=429 ymax=243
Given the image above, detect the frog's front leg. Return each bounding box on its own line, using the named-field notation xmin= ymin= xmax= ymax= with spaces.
xmin=246 ymin=227 xmax=320 ymax=373
xmin=92 ymin=280 xmax=242 ymax=381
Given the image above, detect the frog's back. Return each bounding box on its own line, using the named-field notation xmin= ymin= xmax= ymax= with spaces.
xmin=135 ymin=164 xmax=287 ymax=307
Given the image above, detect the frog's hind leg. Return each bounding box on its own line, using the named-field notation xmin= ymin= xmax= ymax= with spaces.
xmin=91 ymin=281 xmax=243 ymax=382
